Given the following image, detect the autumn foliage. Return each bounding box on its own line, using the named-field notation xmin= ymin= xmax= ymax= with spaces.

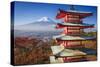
xmin=14 ymin=37 xmax=52 ymax=65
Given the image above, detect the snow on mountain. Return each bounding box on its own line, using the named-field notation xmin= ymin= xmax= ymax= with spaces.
xmin=37 ymin=17 xmax=54 ymax=22
xmin=14 ymin=17 xmax=61 ymax=32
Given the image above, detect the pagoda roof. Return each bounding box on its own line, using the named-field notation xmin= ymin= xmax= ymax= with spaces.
xmin=53 ymin=34 xmax=96 ymax=41
xmin=56 ymin=23 xmax=94 ymax=28
xmin=49 ymin=56 xmax=64 ymax=63
xmin=51 ymin=46 xmax=86 ymax=57
xmin=66 ymin=10 xmax=92 ymax=14
xmin=56 ymin=9 xmax=93 ymax=19
xmin=51 ymin=46 xmax=64 ymax=55
xmin=71 ymin=48 xmax=97 ymax=55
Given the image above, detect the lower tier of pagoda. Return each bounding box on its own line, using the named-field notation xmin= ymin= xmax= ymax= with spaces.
xmin=49 ymin=46 xmax=97 ymax=63
xmin=51 ymin=46 xmax=86 ymax=56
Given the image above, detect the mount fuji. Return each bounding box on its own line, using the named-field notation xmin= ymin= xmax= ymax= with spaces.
xmin=14 ymin=17 xmax=62 ymax=37
xmin=14 ymin=17 xmax=61 ymax=32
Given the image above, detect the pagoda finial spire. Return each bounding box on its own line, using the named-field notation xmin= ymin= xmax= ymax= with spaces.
xmin=70 ymin=5 xmax=75 ymax=10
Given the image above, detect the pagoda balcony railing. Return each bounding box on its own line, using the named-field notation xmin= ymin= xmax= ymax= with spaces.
xmin=67 ymin=27 xmax=82 ymax=30
xmin=65 ymin=20 xmax=82 ymax=23
xmin=62 ymin=56 xmax=86 ymax=62
xmin=56 ymin=25 xmax=94 ymax=29
xmin=67 ymin=30 xmax=81 ymax=32
xmin=61 ymin=32 xmax=82 ymax=35
xmin=64 ymin=45 xmax=84 ymax=48
xmin=66 ymin=34 xmax=82 ymax=36
xmin=67 ymin=15 xmax=80 ymax=18
xmin=59 ymin=43 xmax=84 ymax=48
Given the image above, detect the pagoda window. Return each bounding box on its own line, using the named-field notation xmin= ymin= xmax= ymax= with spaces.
xmin=63 ymin=15 xmax=68 ymax=22
xmin=67 ymin=41 xmax=82 ymax=47
xmin=64 ymin=14 xmax=82 ymax=23
xmin=68 ymin=27 xmax=80 ymax=30
xmin=60 ymin=41 xmax=65 ymax=46
xmin=63 ymin=27 xmax=81 ymax=35
xmin=68 ymin=29 xmax=80 ymax=32
xmin=63 ymin=27 xmax=68 ymax=34
xmin=69 ymin=15 xmax=79 ymax=17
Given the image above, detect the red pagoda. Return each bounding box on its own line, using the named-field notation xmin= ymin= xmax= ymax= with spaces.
xmin=50 ymin=6 xmax=96 ymax=63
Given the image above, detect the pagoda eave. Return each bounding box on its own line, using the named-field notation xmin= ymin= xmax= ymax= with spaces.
xmin=51 ymin=46 xmax=97 ymax=57
xmin=53 ymin=34 xmax=96 ymax=41
xmin=51 ymin=46 xmax=87 ymax=57
xmin=56 ymin=38 xmax=96 ymax=41
xmin=55 ymin=55 xmax=86 ymax=58
xmin=56 ymin=9 xmax=93 ymax=19
xmin=56 ymin=23 xmax=94 ymax=29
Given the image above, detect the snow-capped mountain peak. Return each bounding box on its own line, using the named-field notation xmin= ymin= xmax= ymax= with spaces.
xmin=37 ymin=17 xmax=54 ymax=22
xmin=37 ymin=17 xmax=48 ymax=22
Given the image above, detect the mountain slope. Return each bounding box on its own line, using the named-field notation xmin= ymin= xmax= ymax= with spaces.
xmin=14 ymin=17 xmax=61 ymax=32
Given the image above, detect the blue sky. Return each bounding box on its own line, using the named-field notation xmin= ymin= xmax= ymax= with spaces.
xmin=13 ymin=1 xmax=97 ymax=29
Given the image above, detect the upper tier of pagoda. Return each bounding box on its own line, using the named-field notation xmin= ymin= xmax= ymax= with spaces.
xmin=56 ymin=9 xmax=93 ymax=19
